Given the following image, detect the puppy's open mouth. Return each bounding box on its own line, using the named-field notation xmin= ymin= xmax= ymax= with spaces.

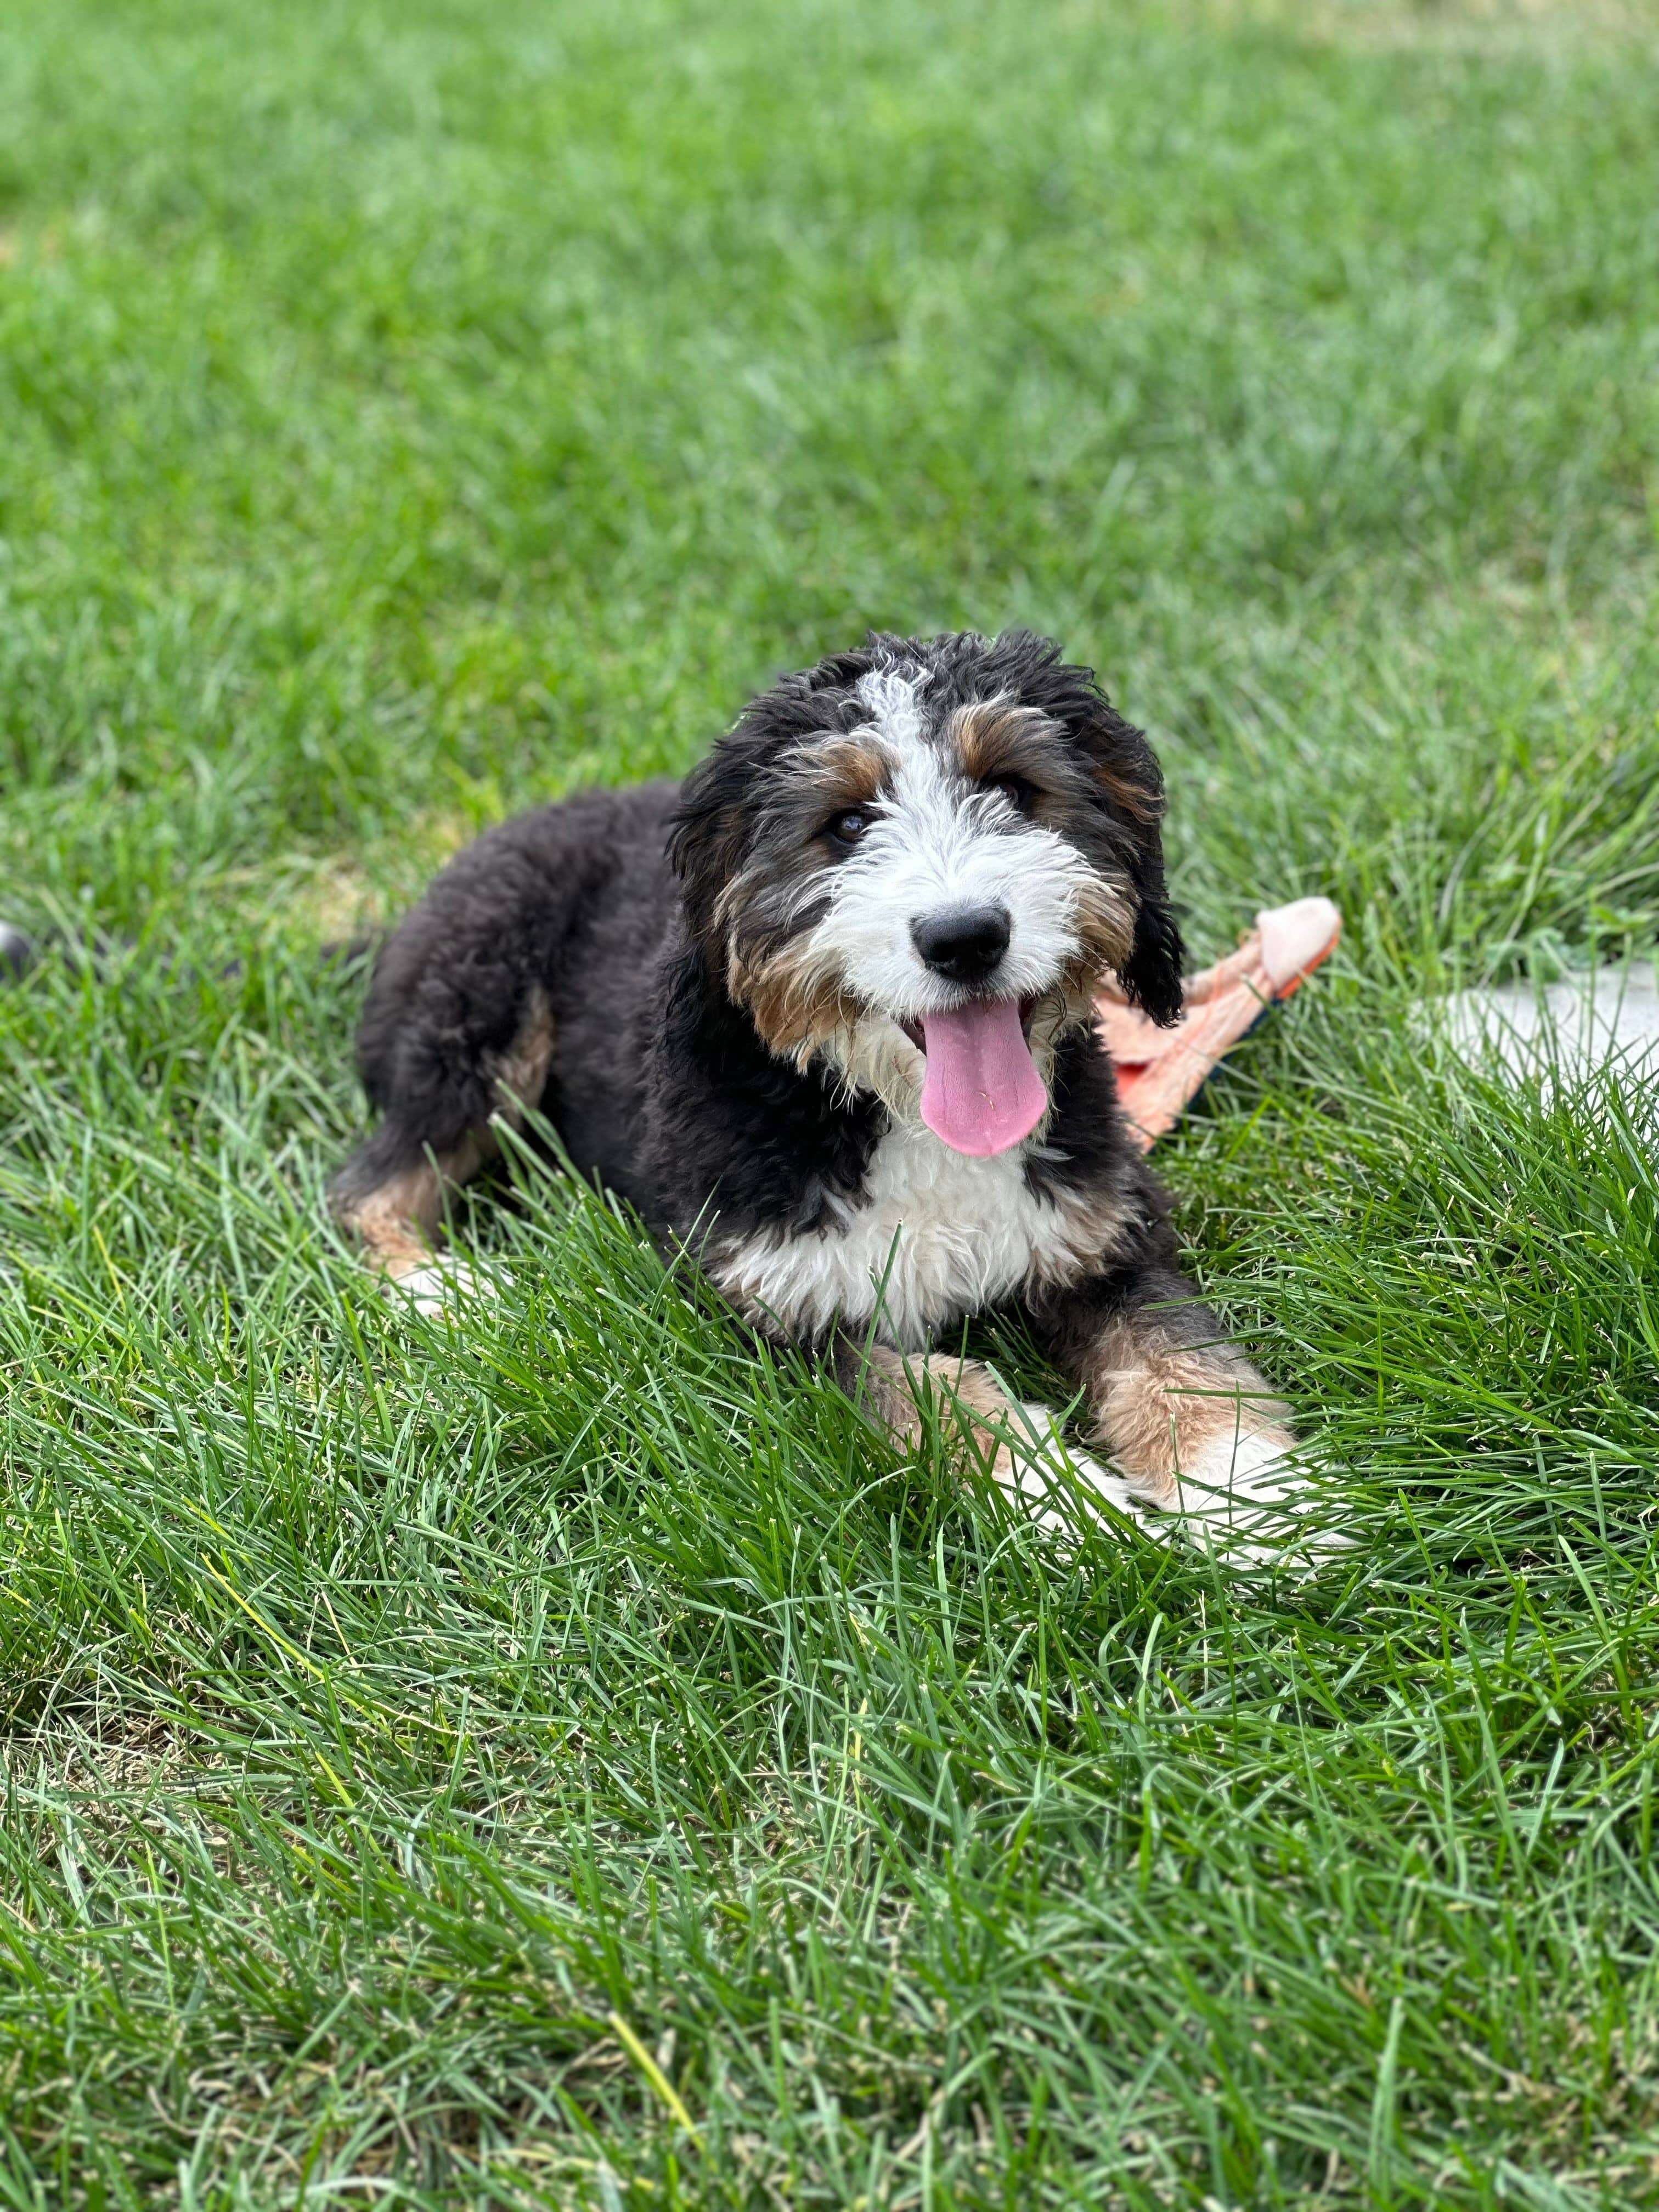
xmin=898 ymin=994 xmax=1039 ymax=1053
xmin=898 ymin=995 xmax=1047 ymax=1158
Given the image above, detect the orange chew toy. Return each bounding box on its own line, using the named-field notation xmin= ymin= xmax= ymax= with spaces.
xmin=1096 ymin=897 xmax=1341 ymax=1151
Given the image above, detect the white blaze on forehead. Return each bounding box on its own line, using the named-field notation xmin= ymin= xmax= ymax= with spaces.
xmin=810 ymin=667 xmax=1099 ymax=1022
xmin=855 ymin=665 xmax=930 ymax=748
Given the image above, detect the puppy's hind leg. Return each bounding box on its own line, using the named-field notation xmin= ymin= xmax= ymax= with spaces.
xmin=328 ymin=1121 xmax=495 ymax=1310
xmin=329 ymin=991 xmax=557 ymax=1312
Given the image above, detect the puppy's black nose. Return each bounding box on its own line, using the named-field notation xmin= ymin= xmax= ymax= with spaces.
xmin=910 ymin=903 xmax=1012 ymax=984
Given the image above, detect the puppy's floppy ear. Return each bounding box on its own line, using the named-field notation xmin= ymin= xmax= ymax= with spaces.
xmin=979 ymin=630 xmax=1186 ymax=1026
xmin=1119 ymin=869 xmax=1185 ymax=1028
xmin=669 ymin=664 xmax=850 ymax=945
xmin=667 ymin=740 xmax=754 ymax=944
xmin=1094 ymin=741 xmax=1184 ymax=1028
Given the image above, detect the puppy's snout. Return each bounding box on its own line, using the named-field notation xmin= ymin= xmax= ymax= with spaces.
xmin=910 ymin=902 xmax=1012 ymax=985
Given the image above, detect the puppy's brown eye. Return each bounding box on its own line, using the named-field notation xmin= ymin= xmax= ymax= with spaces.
xmin=825 ymin=807 xmax=871 ymax=848
xmin=983 ymin=774 xmax=1036 ymax=815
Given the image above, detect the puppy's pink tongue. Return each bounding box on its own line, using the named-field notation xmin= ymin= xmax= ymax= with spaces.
xmin=918 ymin=998 xmax=1048 ymax=1157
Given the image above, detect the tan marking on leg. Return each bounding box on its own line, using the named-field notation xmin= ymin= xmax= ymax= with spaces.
xmin=1084 ymin=1316 xmax=1294 ymax=1508
xmin=860 ymin=1347 xmax=1042 ymax=1491
xmin=857 ymin=1346 xmax=1146 ymax=1532
xmin=338 ymin=995 xmax=556 ymax=1283
xmin=336 ymin=1138 xmax=489 ymax=1283
xmin=485 ymin=989 xmax=556 ymax=1128
xmin=861 ymin=1346 xmax=1018 ymax=1454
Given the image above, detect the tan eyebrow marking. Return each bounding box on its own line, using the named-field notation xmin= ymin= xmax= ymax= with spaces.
xmin=787 ymin=733 xmax=891 ymax=807
xmin=950 ymin=696 xmax=1163 ymax=824
xmin=950 ymin=698 xmax=1063 ymax=783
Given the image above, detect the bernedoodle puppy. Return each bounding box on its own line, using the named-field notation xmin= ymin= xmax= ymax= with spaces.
xmin=329 ymin=629 xmax=1311 ymax=1548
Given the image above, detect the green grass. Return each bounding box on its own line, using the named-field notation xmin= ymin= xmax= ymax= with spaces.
xmin=2 ymin=0 xmax=1659 ymax=2200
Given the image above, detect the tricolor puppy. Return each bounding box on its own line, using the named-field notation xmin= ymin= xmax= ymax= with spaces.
xmin=330 ymin=630 xmax=1306 ymax=1546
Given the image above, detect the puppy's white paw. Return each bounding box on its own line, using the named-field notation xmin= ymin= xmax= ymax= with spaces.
xmin=385 ymin=1257 xmax=494 ymax=1317
xmin=1183 ymin=1427 xmax=1302 ymax=1508
xmin=994 ymin=1403 xmax=1153 ymax=1537
xmin=1171 ymin=1428 xmax=1344 ymax=1566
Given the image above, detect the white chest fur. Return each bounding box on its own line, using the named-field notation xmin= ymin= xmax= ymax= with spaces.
xmin=713 ymin=1119 xmax=1113 ymax=1350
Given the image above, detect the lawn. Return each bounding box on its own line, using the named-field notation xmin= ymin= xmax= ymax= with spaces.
xmin=2 ymin=0 xmax=1658 ymax=2201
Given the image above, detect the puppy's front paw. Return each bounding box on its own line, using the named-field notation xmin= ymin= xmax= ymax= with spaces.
xmin=384 ymin=1256 xmax=494 ymax=1317
xmin=1182 ymin=1426 xmax=1302 ymax=1508
xmin=1166 ymin=1427 xmax=1344 ymax=1566
xmin=992 ymin=1402 xmax=1153 ymax=1537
